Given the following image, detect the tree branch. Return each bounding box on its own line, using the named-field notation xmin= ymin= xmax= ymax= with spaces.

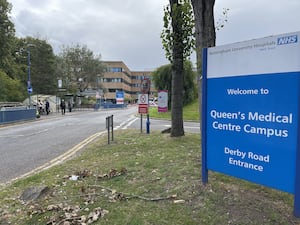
xmin=88 ymin=185 xmax=177 ymax=202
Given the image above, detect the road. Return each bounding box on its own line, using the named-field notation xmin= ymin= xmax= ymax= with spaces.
xmin=0 ymin=106 xmax=200 ymax=184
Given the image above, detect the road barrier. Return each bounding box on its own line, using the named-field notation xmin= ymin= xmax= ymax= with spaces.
xmin=0 ymin=107 xmax=36 ymax=124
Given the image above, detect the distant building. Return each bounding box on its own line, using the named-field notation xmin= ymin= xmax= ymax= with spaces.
xmin=100 ymin=61 xmax=157 ymax=103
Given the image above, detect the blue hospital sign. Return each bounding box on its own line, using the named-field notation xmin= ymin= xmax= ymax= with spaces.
xmin=202 ymin=31 xmax=300 ymax=216
xmin=116 ymin=90 xmax=124 ymax=105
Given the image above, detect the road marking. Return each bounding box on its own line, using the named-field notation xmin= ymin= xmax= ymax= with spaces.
xmin=184 ymin=126 xmax=200 ymax=129
xmin=6 ymin=130 xmax=107 ymax=185
xmin=122 ymin=117 xmax=138 ymax=129
xmin=0 ymin=134 xmax=24 ymax=138
xmin=4 ymin=114 xmax=137 ymax=186
xmin=115 ymin=116 xmax=137 ymax=130
xmin=0 ymin=128 xmax=51 ymax=138
xmin=47 ymin=131 xmax=105 ymax=167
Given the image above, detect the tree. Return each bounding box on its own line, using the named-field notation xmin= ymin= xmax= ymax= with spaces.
xmin=31 ymin=38 xmax=56 ymax=95
xmin=57 ymin=44 xmax=105 ymax=95
xmin=182 ymin=60 xmax=197 ymax=105
xmin=0 ymin=1 xmax=31 ymax=101
xmin=169 ymin=0 xmax=184 ymax=137
xmin=161 ymin=0 xmax=194 ymax=63
xmin=152 ymin=61 xmax=197 ymax=108
xmin=10 ymin=37 xmax=27 ymax=82
xmin=190 ymin=0 xmax=216 ymax=132
xmin=0 ymin=70 xmax=25 ymax=101
xmin=152 ymin=64 xmax=172 ymax=108
xmin=15 ymin=37 xmax=57 ymax=95
xmin=161 ymin=0 xmax=195 ymax=137
xmin=0 ymin=0 xmax=16 ymax=78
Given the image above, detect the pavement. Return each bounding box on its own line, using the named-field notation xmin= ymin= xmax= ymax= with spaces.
xmin=0 ymin=108 xmax=94 ymax=128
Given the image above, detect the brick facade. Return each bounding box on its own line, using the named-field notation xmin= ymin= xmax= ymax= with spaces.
xmin=101 ymin=61 xmax=156 ymax=103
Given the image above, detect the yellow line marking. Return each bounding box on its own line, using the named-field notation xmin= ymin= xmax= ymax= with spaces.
xmin=4 ymin=131 xmax=106 ymax=186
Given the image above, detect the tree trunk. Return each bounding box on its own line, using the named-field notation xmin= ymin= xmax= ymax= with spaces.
xmin=170 ymin=0 xmax=184 ymax=137
xmin=191 ymin=0 xmax=216 ymax=133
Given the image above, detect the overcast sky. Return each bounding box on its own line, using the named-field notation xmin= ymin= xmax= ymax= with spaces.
xmin=8 ymin=0 xmax=300 ymax=71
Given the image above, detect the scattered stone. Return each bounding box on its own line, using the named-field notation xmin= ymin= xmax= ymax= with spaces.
xmin=20 ymin=185 xmax=50 ymax=202
xmin=173 ymin=199 xmax=185 ymax=204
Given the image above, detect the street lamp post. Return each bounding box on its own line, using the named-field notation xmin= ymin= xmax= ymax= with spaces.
xmin=78 ymin=78 xmax=83 ymax=108
xmin=27 ymin=44 xmax=35 ymax=108
xmin=95 ymin=75 xmax=103 ymax=110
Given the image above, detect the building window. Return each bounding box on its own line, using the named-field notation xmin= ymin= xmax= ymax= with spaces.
xmin=108 ymin=88 xmax=117 ymax=93
xmin=113 ymin=78 xmax=122 ymax=82
xmin=101 ymin=78 xmax=124 ymax=83
xmin=107 ymin=67 xmax=122 ymax=72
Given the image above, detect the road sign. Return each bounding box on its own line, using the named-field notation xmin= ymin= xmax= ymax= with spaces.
xmin=202 ymin=31 xmax=300 ymax=217
xmin=138 ymin=94 xmax=148 ymax=104
xmin=27 ymin=87 xmax=32 ymax=94
xmin=58 ymin=79 xmax=62 ymax=88
xmin=116 ymin=90 xmax=124 ymax=104
xmin=138 ymin=104 xmax=148 ymax=114
xmin=158 ymin=90 xmax=168 ymax=112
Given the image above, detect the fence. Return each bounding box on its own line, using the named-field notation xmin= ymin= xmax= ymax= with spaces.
xmin=0 ymin=107 xmax=36 ymax=124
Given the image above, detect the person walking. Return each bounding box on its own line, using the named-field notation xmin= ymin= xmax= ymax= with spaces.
xmin=38 ymin=99 xmax=43 ymax=115
xmin=60 ymin=99 xmax=66 ymax=115
xmin=45 ymin=99 xmax=50 ymax=115
xmin=68 ymin=100 xmax=72 ymax=112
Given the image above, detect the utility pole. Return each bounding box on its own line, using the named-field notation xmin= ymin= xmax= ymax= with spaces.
xmin=27 ymin=44 xmax=35 ymax=108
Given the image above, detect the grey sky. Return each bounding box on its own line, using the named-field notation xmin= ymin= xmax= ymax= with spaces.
xmin=9 ymin=0 xmax=300 ymax=70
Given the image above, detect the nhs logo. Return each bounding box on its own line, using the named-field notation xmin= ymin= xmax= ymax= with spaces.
xmin=277 ymin=35 xmax=298 ymax=45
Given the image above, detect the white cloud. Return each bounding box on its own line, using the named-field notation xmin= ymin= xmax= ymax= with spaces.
xmin=215 ymin=0 xmax=300 ymax=45
xmin=8 ymin=0 xmax=300 ymax=70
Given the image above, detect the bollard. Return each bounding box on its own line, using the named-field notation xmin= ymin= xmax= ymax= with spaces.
xmin=140 ymin=114 xmax=143 ymax=133
xmin=146 ymin=114 xmax=150 ymax=134
xmin=106 ymin=115 xmax=114 ymax=144
xmin=111 ymin=115 xmax=114 ymax=141
xmin=107 ymin=116 xmax=110 ymax=144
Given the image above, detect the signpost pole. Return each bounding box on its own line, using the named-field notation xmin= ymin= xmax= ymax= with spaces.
xmin=106 ymin=116 xmax=110 ymax=144
xmin=140 ymin=114 xmax=143 ymax=133
xmin=146 ymin=94 xmax=150 ymax=134
xmin=111 ymin=115 xmax=114 ymax=141
xmin=293 ymin=108 xmax=300 ymax=217
xmin=294 ymin=153 xmax=300 ymax=217
xmin=146 ymin=114 xmax=150 ymax=134
xmin=146 ymin=82 xmax=150 ymax=134
xmin=27 ymin=47 xmax=32 ymax=108
xmin=140 ymin=78 xmax=151 ymax=134
xmin=202 ymin=48 xmax=208 ymax=184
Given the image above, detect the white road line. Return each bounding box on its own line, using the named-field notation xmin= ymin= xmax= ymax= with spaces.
xmin=184 ymin=126 xmax=200 ymax=129
xmin=116 ymin=116 xmax=137 ymax=130
xmin=0 ymin=128 xmax=50 ymax=138
xmin=122 ymin=117 xmax=138 ymax=129
xmin=5 ymin=130 xmax=107 ymax=186
xmin=4 ymin=115 xmax=137 ymax=185
xmin=0 ymin=134 xmax=24 ymax=138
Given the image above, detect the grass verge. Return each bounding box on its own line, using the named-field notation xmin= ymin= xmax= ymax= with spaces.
xmin=149 ymin=99 xmax=200 ymax=121
xmin=0 ymin=130 xmax=299 ymax=224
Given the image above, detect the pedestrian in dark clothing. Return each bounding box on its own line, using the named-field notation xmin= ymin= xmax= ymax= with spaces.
xmin=68 ymin=100 xmax=72 ymax=112
xmin=45 ymin=100 xmax=50 ymax=115
xmin=60 ymin=100 xmax=66 ymax=115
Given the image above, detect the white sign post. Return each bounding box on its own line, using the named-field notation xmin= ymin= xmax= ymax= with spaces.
xmin=158 ymin=90 xmax=168 ymax=112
